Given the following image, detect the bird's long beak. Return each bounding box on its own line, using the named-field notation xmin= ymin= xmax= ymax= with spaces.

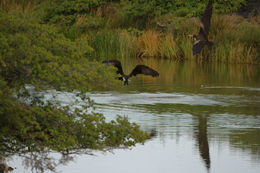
xmin=188 ymin=34 xmax=194 ymax=38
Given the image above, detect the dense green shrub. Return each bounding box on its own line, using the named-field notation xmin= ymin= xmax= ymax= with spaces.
xmin=120 ymin=0 xmax=247 ymax=28
xmin=0 ymin=10 xmax=149 ymax=158
xmin=34 ymin=0 xmax=248 ymax=31
xmin=42 ymin=0 xmax=106 ymax=24
xmin=0 ymin=79 xmax=148 ymax=153
xmin=0 ymin=10 xmax=118 ymax=91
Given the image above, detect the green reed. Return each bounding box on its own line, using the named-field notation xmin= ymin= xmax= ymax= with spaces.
xmin=210 ymin=15 xmax=260 ymax=64
xmin=0 ymin=0 xmax=40 ymax=12
xmin=88 ymin=14 xmax=259 ymax=64
xmin=88 ymin=30 xmax=120 ymax=61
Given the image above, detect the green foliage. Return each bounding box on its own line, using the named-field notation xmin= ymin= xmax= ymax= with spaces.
xmin=87 ymin=29 xmax=141 ymax=60
xmin=0 ymin=79 xmax=148 ymax=153
xmin=42 ymin=0 xmax=106 ymax=25
xmin=0 ymin=10 xmax=117 ymax=91
xmin=0 ymin=10 xmax=149 ymax=157
xmin=31 ymin=0 xmax=248 ymax=33
xmin=214 ymin=0 xmax=247 ymax=13
xmin=0 ymin=0 xmax=259 ymax=159
xmin=89 ymin=30 xmax=121 ymax=61
xmin=120 ymin=1 xmax=156 ymax=28
xmin=85 ymin=14 xmax=260 ymax=63
xmin=209 ymin=15 xmax=260 ymax=63
xmin=120 ymin=0 xmax=247 ymax=28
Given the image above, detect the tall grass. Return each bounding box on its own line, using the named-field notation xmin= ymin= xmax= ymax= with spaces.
xmin=2 ymin=0 xmax=259 ymax=64
xmin=137 ymin=30 xmax=160 ymax=57
xmin=0 ymin=0 xmax=39 ymax=12
xmin=58 ymin=4 xmax=259 ymax=64
xmin=119 ymin=30 xmax=137 ymax=59
xmin=210 ymin=15 xmax=260 ymax=64
xmin=88 ymin=30 xmax=121 ymax=61
xmin=89 ymin=14 xmax=259 ymax=64
xmin=159 ymin=33 xmax=180 ymax=59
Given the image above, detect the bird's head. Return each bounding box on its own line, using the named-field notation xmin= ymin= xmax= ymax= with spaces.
xmin=188 ymin=34 xmax=197 ymax=41
xmin=123 ymin=76 xmax=129 ymax=85
xmin=123 ymin=78 xmax=128 ymax=85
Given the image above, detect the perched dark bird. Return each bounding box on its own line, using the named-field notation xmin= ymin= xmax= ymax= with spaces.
xmin=102 ymin=60 xmax=159 ymax=85
xmin=189 ymin=0 xmax=213 ymax=56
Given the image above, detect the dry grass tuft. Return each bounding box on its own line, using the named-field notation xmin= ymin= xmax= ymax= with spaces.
xmin=137 ymin=30 xmax=160 ymax=57
xmin=0 ymin=0 xmax=37 ymax=13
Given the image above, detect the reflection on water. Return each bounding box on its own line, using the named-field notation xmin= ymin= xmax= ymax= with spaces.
xmin=193 ymin=115 xmax=210 ymax=171
xmin=2 ymin=59 xmax=260 ymax=173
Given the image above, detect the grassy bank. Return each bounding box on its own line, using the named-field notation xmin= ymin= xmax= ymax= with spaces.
xmin=0 ymin=1 xmax=150 ymax=159
xmin=1 ymin=0 xmax=259 ymax=64
xmin=88 ymin=14 xmax=260 ymax=64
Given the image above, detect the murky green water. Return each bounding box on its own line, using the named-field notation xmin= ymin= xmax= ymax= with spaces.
xmin=6 ymin=59 xmax=260 ymax=173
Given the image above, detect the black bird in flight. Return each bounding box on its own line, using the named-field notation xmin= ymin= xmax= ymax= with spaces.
xmin=102 ymin=60 xmax=159 ymax=85
xmin=189 ymin=0 xmax=213 ymax=56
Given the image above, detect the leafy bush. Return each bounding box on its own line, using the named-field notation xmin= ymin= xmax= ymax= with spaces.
xmin=120 ymin=0 xmax=247 ymax=28
xmin=0 ymin=79 xmax=148 ymax=155
xmin=42 ymin=0 xmax=106 ymax=24
xmin=0 ymin=10 xmax=149 ymax=157
xmin=0 ymin=10 xmax=118 ymax=91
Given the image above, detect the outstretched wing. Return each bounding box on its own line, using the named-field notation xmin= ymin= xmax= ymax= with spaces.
xmin=102 ymin=60 xmax=124 ymax=75
xmin=192 ymin=41 xmax=207 ymax=56
xmin=200 ymin=0 xmax=213 ymax=36
xmin=197 ymin=27 xmax=208 ymax=41
xmin=129 ymin=65 xmax=159 ymax=77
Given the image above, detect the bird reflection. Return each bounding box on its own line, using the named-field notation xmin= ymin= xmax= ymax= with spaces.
xmin=194 ymin=115 xmax=210 ymax=172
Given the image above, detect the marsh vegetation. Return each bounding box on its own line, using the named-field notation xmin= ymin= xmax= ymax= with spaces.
xmin=0 ymin=0 xmax=260 ymax=172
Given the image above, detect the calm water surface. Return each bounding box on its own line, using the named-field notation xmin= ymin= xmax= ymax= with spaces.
xmin=8 ymin=59 xmax=260 ymax=173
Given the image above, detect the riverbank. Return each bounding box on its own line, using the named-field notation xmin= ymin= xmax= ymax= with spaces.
xmin=1 ymin=0 xmax=259 ymax=64
xmin=89 ymin=14 xmax=260 ymax=64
